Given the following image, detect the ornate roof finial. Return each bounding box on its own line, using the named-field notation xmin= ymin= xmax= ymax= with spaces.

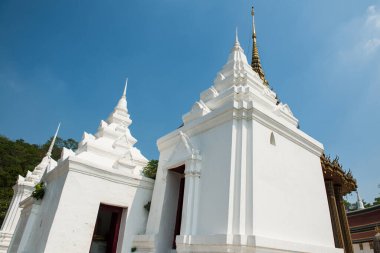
xmin=251 ymin=4 xmax=269 ymax=86
xmin=46 ymin=123 xmax=61 ymax=157
xmin=235 ymin=27 xmax=239 ymax=44
xmin=115 ymin=78 xmax=129 ymax=112
xmin=107 ymin=79 xmax=132 ymax=125
xmin=123 ymin=78 xmax=128 ymax=98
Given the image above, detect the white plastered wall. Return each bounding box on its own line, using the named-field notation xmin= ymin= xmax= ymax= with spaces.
xmin=11 ymin=159 xmax=153 ymax=253
xmin=250 ymin=120 xmax=335 ymax=247
xmin=193 ymin=120 xmax=232 ymax=235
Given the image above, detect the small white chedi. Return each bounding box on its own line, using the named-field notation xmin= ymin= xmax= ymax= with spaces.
xmin=0 ymin=125 xmax=59 ymax=252
xmin=6 ymin=82 xmax=154 ymax=253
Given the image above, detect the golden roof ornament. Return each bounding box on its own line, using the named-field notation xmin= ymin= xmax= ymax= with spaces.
xmin=250 ymin=5 xmax=269 ymax=86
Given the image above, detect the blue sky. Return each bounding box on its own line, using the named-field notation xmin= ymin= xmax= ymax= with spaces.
xmin=0 ymin=0 xmax=379 ymax=203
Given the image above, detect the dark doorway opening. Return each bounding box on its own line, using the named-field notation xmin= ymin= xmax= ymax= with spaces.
xmin=171 ymin=165 xmax=185 ymax=249
xmin=89 ymin=204 xmax=124 ymax=253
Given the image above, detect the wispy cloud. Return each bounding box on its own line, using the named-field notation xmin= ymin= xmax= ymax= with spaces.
xmin=329 ymin=4 xmax=380 ymax=200
xmin=363 ymin=5 xmax=380 ymax=53
xmin=364 ymin=38 xmax=380 ymax=52
xmin=366 ymin=5 xmax=380 ymax=28
xmin=334 ymin=4 xmax=380 ymax=63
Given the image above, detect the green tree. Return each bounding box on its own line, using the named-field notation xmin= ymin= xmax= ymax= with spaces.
xmin=363 ymin=199 xmax=372 ymax=208
xmin=0 ymin=135 xmax=78 ymax=226
xmin=40 ymin=137 xmax=78 ymax=161
xmin=373 ymin=197 xmax=380 ymax=206
xmin=142 ymin=160 xmax=158 ymax=179
xmin=343 ymin=199 xmax=353 ymax=210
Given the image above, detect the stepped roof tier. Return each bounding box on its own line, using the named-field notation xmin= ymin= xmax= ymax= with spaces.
xmin=182 ymin=31 xmax=299 ymax=132
xmin=72 ymin=79 xmax=148 ymax=174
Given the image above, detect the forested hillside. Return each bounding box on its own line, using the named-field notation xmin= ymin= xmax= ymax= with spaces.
xmin=0 ymin=135 xmax=77 ymax=227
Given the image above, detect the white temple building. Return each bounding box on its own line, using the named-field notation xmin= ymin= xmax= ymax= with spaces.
xmin=0 ymin=124 xmax=60 ymax=253
xmin=2 ymin=5 xmax=345 ymax=253
xmin=7 ymin=82 xmax=154 ymax=253
xmin=133 ymin=23 xmax=340 ymax=253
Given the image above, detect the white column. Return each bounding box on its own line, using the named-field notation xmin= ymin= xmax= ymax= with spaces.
xmin=15 ymin=203 xmax=41 ymax=253
xmin=180 ymin=155 xmax=201 ymax=236
xmin=0 ymin=181 xmax=33 ymax=253
xmin=227 ymin=118 xmax=238 ymax=235
xmin=233 ymin=117 xmax=242 ymax=235
xmin=7 ymin=198 xmax=40 ymax=253
xmin=239 ymin=113 xmax=248 ymax=235
xmin=181 ymin=162 xmax=193 ymax=235
xmin=246 ymin=118 xmax=253 ymax=235
xmin=191 ymin=165 xmax=200 ymax=234
xmin=1 ymin=182 xmax=33 ymax=233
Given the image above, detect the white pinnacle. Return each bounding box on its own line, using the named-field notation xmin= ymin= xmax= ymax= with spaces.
xmin=108 ymin=79 xmax=132 ymax=125
xmin=235 ymin=27 xmax=239 ymax=44
xmin=46 ymin=123 xmax=61 ymax=157
xmin=234 ymin=27 xmax=242 ymax=49
xmin=123 ymin=78 xmax=128 ymax=98
xmin=356 ymin=191 xmax=365 ymax=210
xmin=115 ymin=78 xmax=129 ymax=112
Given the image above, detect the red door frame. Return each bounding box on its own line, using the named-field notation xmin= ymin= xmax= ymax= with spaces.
xmin=91 ymin=204 xmax=124 ymax=253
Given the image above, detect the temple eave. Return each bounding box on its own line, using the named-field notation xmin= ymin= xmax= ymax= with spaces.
xmin=321 ymin=155 xmax=357 ymax=195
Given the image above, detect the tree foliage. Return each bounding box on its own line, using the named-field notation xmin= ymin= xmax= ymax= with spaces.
xmin=0 ymin=135 xmax=77 ymax=227
xmin=344 ymin=195 xmax=380 ymax=211
xmin=343 ymin=199 xmax=353 ymax=210
xmin=31 ymin=182 xmax=45 ymax=200
xmin=142 ymin=160 xmax=158 ymax=179
xmin=374 ymin=197 xmax=380 ymax=206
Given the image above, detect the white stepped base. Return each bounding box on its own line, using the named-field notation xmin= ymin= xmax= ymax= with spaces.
xmin=133 ymin=234 xmax=343 ymax=253
xmin=0 ymin=231 xmax=13 ymax=253
xmin=177 ymin=235 xmax=343 ymax=253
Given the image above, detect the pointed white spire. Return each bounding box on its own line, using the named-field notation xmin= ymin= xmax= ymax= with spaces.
xmin=47 ymin=123 xmax=61 ymax=157
xmin=356 ymin=191 xmax=365 ymax=210
xmin=212 ymin=30 xmax=256 ymax=92
xmin=21 ymin=124 xmax=60 ymax=182
xmin=107 ymin=79 xmax=132 ymax=125
xmin=115 ymin=78 xmax=129 ymax=112
xmin=233 ymin=27 xmax=242 ymax=50
xmin=123 ymin=78 xmax=128 ymax=98
xmin=228 ymin=29 xmax=249 ymax=65
xmin=235 ymin=27 xmax=240 ymax=45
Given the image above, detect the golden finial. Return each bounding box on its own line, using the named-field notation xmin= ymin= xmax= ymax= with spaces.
xmin=250 ymin=4 xmax=269 ymax=86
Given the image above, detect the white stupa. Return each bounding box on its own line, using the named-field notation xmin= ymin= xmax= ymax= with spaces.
xmin=134 ymin=12 xmax=341 ymax=253
xmin=356 ymin=191 xmax=365 ymax=210
xmin=0 ymin=124 xmax=60 ymax=253
xmin=8 ymin=80 xmax=154 ymax=253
